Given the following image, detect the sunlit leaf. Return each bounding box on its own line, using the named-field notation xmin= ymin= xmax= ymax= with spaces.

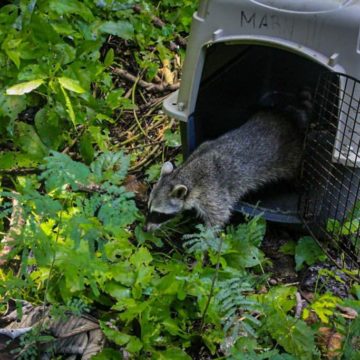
xmin=58 ymin=77 xmax=86 ymax=93
xmin=6 ymin=79 xmax=44 ymax=95
xmin=60 ymin=85 xmax=76 ymax=126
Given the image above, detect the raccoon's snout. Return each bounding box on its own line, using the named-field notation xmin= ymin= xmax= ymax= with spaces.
xmin=144 ymin=211 xmax=178 ymax=231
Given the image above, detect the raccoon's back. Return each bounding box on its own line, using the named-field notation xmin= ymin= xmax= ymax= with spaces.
xmin=219 ymin=111 xmax=303 ymax=168
xmin=185 ymin=110 xmax=303 ymax=189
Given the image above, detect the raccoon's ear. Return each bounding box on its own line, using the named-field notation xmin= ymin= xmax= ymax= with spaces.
xmin=171 ymin=184 xmax=188 ymax=199
xmin=161 ymin=161 xmax=174 ymax=176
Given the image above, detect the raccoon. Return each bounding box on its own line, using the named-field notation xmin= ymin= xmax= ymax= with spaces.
xmin=146 ymin=98 xmax=310 ymax=231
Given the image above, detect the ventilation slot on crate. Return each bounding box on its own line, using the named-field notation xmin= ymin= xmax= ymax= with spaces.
xmin=300 ymin=72 xmax=360 ymax=271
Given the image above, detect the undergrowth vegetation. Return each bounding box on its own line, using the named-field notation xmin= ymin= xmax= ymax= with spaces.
xmin=0 ymin=0 xmax=192 ymax=168
xmin=0 ymin=152 xmax=359 ymax=359
xmin=0 ymin=1 xmax=359 ymax=359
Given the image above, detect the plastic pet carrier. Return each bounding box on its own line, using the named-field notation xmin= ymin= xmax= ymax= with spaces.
xmin=163 ymin=0 xmax=360 ymax=269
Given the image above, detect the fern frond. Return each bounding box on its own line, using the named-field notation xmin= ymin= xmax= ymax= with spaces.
xmin=228 ymin=215 xmax=266 ymax=248
xmin=183 ymin=225 xmax=227 ymax=254
xmin=216 ymin=275 xmax=260 ymax=346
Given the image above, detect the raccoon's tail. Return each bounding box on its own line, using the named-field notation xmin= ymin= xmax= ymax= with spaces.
xmin=285 ymin=89 xmax=313 ymax=133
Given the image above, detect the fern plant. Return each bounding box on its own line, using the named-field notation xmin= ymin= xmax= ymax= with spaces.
xmin=216 ymin=275 xmax=261 ymax=348
xmin=183 ymin=224 xmax=225 ymax=255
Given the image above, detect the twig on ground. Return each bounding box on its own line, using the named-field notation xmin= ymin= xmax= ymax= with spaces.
xmin=74 ymin=183 xmax=103 ymax=193
xmin=62 ymin=126 xmax=85 ymax=154
xmin=138 ymin=94 xmax=168 ymax=112
xmin=111 ymin=67 xmax=180 ymax=93
xmin=0 ymin=168 xmax=40 ymax=176
xmin=295 ymin=291 xmax=303 ymax=318
xmin=131 ymin=76 xmax=152 ymax=140
xmin=130 ymin=144 xmax=161 ymax=172
xmin=117 ymin=120 xmax=165 ymax=147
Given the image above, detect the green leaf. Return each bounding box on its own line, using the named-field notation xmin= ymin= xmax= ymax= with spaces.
xmin=60 ymin=85 xmax=76 ymax=126
xmin=101 ymin=324 xmax=131 ymax=346
xmin=259 ymin=286 xmax=297 ymax=313
xmin=342 ymin=316 xmax=360 ymax=359
xmin=92 ymin=348 xmax=123 ymax=360
xmin=49 ymin=0 xmax=94 ymax=22
xmin=326 ymin=218 xmax=341 ymax=234
xmin=0 ymin=152 xmax=37 ymax=169
xmin=90 ymin=151 xmax=130 ymax=183
xmin=106 ymin=88 xmax=126 ymax=110
xmin=304 ymin=293 xmax=339 ymax=324
xmin=279 ymin=240 xmax=296 ymax=255
xmin=164 ymin=129 xmax=181 ymax=148
xmin=352 ymin=284 xmax=360 ymax=300
xmin=225 ymin=245 xmax=263 ymax=268
xmin=0 ymin=92 xmax=27 ymax=127
xmin=341 ymin=219 xmax=359 ymax=235
xmin=110 ymin=262 xmax=135 ymax=286
xmin=266 ymin=313 xmax=316 ymax=359
xmin=35 ymin=107 xmax=63 ymax=149
xmin=135 ymin=225 xmax=163 ymax=247
xmin=295 ymin=236 xmax=326 ymax=271
xmin=58 ymin=77 xmax=86 ymax=93
xmin=100 ymin=321 xmax=142 ymax=353
xmin=99 ymin=21 xmax=134 ymax=40
xmin=126 ymin=337 xmax=143 ymax=353
xmin=87 ymin=125 xmax=109 ymax=151
xmin=145 ymin=163 xmax=162 ymax=182
xmin=130 ymin=247 xmax=153 ymax=267
xmin=5 ymin=49 xmax=21 ymax=68
xmin=155 ymin=348 xmax=191 ymax=360
xmin=18 ymin=64 xmax=47 ymax=81
xmin=30 ymin=14 xmax=60 ymax=43
xmin=104 ymin=282 xmax=131 ymax=301
xmin=54 ymin=43 xmax=76 ymax=65
xmin=14 ymin=122 xmax=47 ymax=159
xmin=6 ymin=79 xmax=44 ymax=95
xmin=0 ymin=5 xmax=18 ymax=26
xmin=104 ymin=48 xmax=114 ymax=67
xmin=79 ymin=132 xmax=94 ymax=164
xmin=40 ymin=151 xmax=90 ymax=191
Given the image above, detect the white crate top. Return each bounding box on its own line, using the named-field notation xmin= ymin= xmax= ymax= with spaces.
xmin=164 ymin=0 xmax=360 ymax=121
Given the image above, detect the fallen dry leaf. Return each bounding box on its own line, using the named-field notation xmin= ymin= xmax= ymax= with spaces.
xmin=258 ymin=285 xmax=268 ymax=294
xmin=159 ymin=59 xmax=174 ymax=85
xmin=299 ymin=290 xmax=315 ymax=302
xmin=317 ymin=327 xmax=343 ymax=359
xmin=174 ymin=54 xmax=181 ymax=69
xmin=336 ymin=305 xmax=358 ymax=319
xmin=124 ymin=175 xmax=148 ymax=203
xmin=0 ymin=301 xmax=105 ymax=359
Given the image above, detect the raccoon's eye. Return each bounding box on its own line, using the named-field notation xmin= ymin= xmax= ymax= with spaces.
xmin=147 ymin=211 xmax=177 ymax=223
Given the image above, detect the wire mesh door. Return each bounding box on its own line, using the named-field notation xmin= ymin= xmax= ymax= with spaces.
xmin=300 ymin=72 xmax=360 ymax=273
